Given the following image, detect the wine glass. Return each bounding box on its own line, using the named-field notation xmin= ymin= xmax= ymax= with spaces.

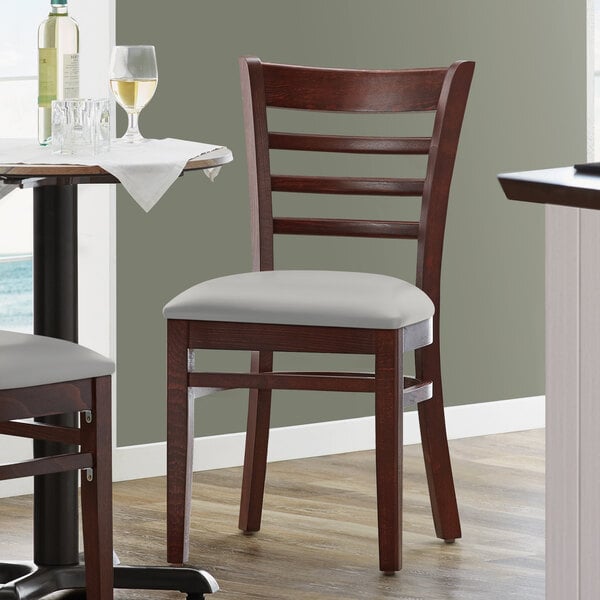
xmin=109 ymin=45 xmax=158 ymax=143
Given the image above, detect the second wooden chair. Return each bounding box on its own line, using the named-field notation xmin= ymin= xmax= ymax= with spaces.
xmin=0 ymin=330 xmax=114 ymax=599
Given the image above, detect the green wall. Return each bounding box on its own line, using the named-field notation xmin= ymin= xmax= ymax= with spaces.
xmin=115 ymin=0 xmax=586 ymax=446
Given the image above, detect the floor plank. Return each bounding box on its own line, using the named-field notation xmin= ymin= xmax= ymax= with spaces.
xmin=0 ymin=429 xmax=544 ymax=599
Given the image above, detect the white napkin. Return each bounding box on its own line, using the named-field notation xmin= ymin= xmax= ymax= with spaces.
xmin=0 ymin=138 xmax=228 ymax=212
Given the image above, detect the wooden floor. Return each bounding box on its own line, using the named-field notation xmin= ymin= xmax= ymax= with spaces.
xmin=0 ymin=429 xmax=544 ymax=599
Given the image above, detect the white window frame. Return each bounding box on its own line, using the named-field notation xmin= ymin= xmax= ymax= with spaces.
xmin=73 ymin=0 xmax=116 ymax=359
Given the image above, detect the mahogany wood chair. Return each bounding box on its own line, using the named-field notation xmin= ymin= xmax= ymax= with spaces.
xmin=164 ymin=56 xmax=474 ymax=572
xmin=0 ymin=330 xmax=114 ymax=599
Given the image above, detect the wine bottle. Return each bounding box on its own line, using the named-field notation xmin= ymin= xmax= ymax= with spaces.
xmin=38 ymin=0 xmax=80 ymax=145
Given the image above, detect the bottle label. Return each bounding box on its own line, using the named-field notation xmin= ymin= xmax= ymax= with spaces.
xmin=38 ymin=47 xmax=57 ymax=108
xmin=63 ymin=53 xmax=79 ymax=98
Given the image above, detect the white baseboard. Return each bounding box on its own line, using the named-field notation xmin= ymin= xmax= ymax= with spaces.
xmin=0 ymin=395 xmax=545 ymax=498
xmin=113 ymin=394 xmax=545 ymax=482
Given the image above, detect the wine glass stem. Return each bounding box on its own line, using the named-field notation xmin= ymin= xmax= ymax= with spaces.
xmin=124 ymin=111 xmax=142 ymax=143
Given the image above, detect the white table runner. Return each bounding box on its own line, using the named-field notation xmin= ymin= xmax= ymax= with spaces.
xmin=0 ymin=138 xmax=227 ymax=212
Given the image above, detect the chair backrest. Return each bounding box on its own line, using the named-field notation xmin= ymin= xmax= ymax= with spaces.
xmin=239 ymin=56 xmax=474 ymax=307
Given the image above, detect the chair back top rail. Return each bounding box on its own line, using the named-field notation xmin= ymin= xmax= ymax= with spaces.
xmin=262 ymin=63 xmax=447 ymax=112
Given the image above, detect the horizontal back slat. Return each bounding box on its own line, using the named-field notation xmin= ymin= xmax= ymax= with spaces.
xmin=271 ymin=175 xmax=425 ymax=196
xmin=269 ymin=133 xmax=431 ymax=154
xmin=263 ymin=63 xmax=446 ymax=112
xmin=273 ymin=217 xmax=419 ymax=239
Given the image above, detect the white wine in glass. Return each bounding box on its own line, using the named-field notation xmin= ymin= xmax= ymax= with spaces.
xmin=109 ymin=45 xmax=158 ymax=143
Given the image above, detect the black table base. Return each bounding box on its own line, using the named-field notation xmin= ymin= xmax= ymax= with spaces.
xmin=0 ymin=562 xmax=218 ymax=599
xmin=0 ymin=182 xmax=219 ymax=598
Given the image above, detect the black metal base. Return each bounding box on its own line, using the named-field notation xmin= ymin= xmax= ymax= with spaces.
xmin=0 ymin=561 xmax=218 ymax=599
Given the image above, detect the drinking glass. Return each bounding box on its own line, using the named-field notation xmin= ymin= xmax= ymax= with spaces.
xmin=51 ymin=98 xmax=111 ymax=156
xmin=109 ymin=45 xmax=158 ymax=143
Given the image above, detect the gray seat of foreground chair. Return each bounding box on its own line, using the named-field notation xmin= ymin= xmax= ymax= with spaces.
xmin=0 ymin=330 xmax=115 ymax=600
xmin=164 ymin=56 xmax=474 ymax=572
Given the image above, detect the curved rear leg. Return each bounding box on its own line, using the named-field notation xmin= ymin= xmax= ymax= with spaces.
xmin=415 ymin=342 xmax=461 ymax=541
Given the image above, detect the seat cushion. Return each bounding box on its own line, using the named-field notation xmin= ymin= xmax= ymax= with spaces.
xmin=163 ymin=270 xmax=434 ymax=329
xmin=0 ymin=330 xmax=115 ymax=390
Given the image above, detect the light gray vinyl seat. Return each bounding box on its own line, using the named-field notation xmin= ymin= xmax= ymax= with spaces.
xmin=0 ymin=330 xmax=115 ymax=390
xmin=163 ymin=270 xmax=435 ymax=329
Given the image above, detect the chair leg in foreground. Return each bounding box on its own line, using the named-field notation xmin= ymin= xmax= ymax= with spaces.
xmin=80 ymin=376 xmax=113 ymax=600
xmin=374 ymin=330 xmax=403 ymax=573
xmin=167 ymin=320 xmax=194 ymax=565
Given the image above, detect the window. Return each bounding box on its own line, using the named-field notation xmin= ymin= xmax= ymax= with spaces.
xmin=0 ymin=1 xmax=48 ymax=332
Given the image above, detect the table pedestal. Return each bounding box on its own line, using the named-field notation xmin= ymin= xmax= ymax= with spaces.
xmin=0 ymin=184 xmax=218 ymax=598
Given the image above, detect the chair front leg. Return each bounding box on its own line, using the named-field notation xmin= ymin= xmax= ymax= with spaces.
xmin=167 ymin=319 xmax=194 ymax=565
xmin=80 ymin=375 xmax=113 ymax=600
xmin=374 ymin=330 xmax=403 ymax=573
xmin=239 ymin=350 xmax=273 ymax=533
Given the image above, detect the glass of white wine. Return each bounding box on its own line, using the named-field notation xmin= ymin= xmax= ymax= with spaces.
xmin=109 ymin=45 xmax=158 ymax=143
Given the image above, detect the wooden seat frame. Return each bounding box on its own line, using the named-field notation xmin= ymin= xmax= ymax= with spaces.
xmin=0 ymin=375 xmax=113 ymax=599
xmin=167 ymin=57 xmax=474 ymax=572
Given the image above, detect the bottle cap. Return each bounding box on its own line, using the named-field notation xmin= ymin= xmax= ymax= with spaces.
xmin=51 ymin=0 xmax=68 ymax=4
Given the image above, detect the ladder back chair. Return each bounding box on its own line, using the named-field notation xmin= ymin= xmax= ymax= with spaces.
xmin=0 ymin=330 xmax=114 ymax=599
xmin=164 ymin=56 xmax=474 ymax=572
